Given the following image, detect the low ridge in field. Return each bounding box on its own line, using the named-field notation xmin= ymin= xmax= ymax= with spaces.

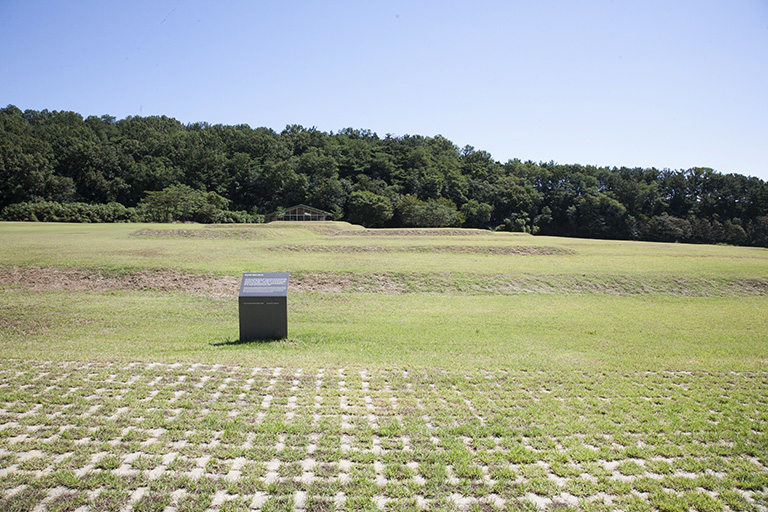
xmin=3 ymin=266 xmax=768 ymax=298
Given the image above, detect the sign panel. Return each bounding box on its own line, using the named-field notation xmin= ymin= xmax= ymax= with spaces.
xmin=239 ymin=272 xmax=289 ymax=341
xmin=239 ymin=273 xmax=289 ymax=297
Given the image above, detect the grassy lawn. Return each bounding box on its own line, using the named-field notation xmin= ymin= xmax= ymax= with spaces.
xmin=2 ymin=290 xmax=767 ymax=372
xmin=1 ymin=221 xmax=767 ymax=511
xmin=2 ymin=221 xmax=767 ymax=278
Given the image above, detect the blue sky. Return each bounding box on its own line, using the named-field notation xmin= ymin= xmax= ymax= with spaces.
xmin=2 ymin=0 xmax=767 ymax=180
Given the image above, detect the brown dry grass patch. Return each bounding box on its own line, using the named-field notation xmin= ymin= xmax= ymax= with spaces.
xmin=268 ymin=244 xmax=573 ymax=256
xmin=336 ymin=227 xmax=491 ymax=236
xmin=131 ymin=227 xmax=268 ymax=240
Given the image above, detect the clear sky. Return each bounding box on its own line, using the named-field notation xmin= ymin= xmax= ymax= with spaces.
xmin=2 ymin=0 xmax=767 ymax=180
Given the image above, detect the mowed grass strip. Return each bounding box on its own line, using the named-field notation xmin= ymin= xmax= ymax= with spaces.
xmin=0 ymin=361 xmax=767 ymax=512
xmin=1 ymin=288 xmax=767 ymax=370
xmin=2 ymin=221 xmax=767 ymax=279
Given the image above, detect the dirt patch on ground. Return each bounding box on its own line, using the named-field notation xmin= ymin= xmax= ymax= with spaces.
xmin=294 ymin=272 xmax=409 ymax=294
xmin=0 ymin=266 xmax=239 ymax=299
xmin=0 ymin=268 xmax=409 ymax=297
xmin=269 ymin=244 xmax=573 ymax=256
xmin=3 ymin=266 xmax=767 ymax=298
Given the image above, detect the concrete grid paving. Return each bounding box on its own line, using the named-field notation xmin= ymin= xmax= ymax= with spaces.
xmin=0 ymin=360 xmax=767 ymax=511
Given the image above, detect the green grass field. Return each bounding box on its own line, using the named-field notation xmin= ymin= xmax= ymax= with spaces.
xmin=1 ymin=221 xmax=767 ymax=511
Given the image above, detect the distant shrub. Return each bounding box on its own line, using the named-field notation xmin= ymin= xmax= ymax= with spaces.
xmin=1 ymin=199 xmax=258 ymax=224
xmin=208 ymin=209 xmax=261 ymax=223
xmin=645 ymin=214 xmax=692 ymax=243
xmin=1 ymin=201 xmax=139 ymax=223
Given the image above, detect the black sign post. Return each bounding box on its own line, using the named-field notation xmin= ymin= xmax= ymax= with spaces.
xmin=238 ymin=272 xmax=289 ymax=341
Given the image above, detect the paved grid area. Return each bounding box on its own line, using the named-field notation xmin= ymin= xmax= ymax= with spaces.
xmin=0 ymin=361 xmax=767 ymax=511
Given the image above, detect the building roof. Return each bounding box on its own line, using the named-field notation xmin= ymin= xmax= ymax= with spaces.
xmin=266 ymin=204 xmax=331 ymax=222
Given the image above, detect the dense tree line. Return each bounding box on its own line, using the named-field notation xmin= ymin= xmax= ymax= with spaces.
xmin=2 ymin=105 xmax=767 ymax=246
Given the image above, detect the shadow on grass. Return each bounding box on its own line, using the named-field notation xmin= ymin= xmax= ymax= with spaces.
xmin=210 ymin=336 xmax=287 ymax=347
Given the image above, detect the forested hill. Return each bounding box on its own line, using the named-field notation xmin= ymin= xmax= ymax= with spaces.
xmin=2 ymin=105 xmax=767 ymax=246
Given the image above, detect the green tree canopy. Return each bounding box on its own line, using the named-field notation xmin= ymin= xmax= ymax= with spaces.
xmin=347 ymin=191 xmax=394 ymax=227
xmin=2 ymin=105 xmax=768 ymax=246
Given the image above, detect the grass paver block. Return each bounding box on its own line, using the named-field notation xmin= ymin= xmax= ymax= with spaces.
xmin=1 ymin=360 xmax=766 ymax=511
